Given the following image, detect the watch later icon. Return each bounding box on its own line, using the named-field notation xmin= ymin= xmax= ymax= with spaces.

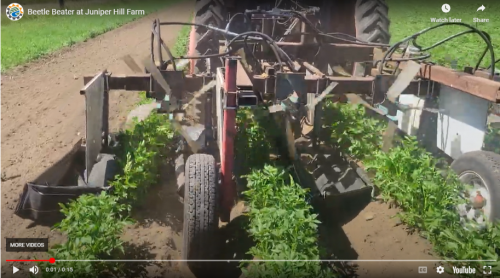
xmin=483 ymin=266 xmax=492 ymax=275
xmin=442 ymin=4 xmax=451 ymax=13
xmin=477 ymin=5 xmax=485 ymax=11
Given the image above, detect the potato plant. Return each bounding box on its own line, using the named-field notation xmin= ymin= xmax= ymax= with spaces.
xmin=236 ymin=108 xmax=334 ymax=277
xmin=39 ymin=28 xmax=187 ymax=277
xmin=325 ymin=101 xmax=386 ymax=160
xmin=325 ymin=101 xmax=500 ymax=276
xmin=40 ymin=113 xmax=175 ymax=277
xmin=235 ymin=108 xmax=278 ymax=173
xmin=110 ymin=114 xmax=175 ymax=208
xmin=483 ymin=124 xmax=500 ymax=155
xmin=242 ymin=166 xmax=335 ymax=278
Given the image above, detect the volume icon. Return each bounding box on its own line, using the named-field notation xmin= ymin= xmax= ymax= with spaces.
xmin=29 ymin=266 xmax=39 ymax=274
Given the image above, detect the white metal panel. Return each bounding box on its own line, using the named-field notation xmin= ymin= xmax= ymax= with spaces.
xmin=437 ymin=85 xmax=489 ymax=159
xmin=83 ymin=72 xmax=105 ymax=181
xmin=396 ymin=95 xmax=425 ymax=136
xmin=216 ymin=68 xmax=224 ymax=150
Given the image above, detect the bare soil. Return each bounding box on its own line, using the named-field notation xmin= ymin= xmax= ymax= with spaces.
xmin=1 ymin=1 xmax=450 ymax=277
xmin=323 ymin=196 xmax=454 ymax=278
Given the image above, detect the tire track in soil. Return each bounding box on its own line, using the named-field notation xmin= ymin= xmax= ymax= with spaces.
xmin=1 ymin=1 xmax=193 ymax=275
xmin=120 ymin=161 xmax=191 ymax=278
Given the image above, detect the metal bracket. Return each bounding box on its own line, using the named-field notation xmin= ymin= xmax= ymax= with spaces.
xmin=275 ymin=72 xmax=307 ymax=100
xmin=80 ymin=71 xmax=108 ymax=182
xmin=223 ymin=91 xmax=238 ymax=110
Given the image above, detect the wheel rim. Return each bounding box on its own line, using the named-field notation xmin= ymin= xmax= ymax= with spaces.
xmin=457 ymin=171 xmax=492 ymax=226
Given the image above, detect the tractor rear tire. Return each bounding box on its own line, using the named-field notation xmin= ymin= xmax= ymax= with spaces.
xmin=182 ymin=153 xmax=219 ymax=274
xmin=189 ymin=0 xmax=226 ymax=74
xmin=353 ymin=0 xmax=391 ymax=76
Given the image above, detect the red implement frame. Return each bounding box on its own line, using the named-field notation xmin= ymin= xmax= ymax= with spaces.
xmin=220 ymin=58 xmax=238 ymax=222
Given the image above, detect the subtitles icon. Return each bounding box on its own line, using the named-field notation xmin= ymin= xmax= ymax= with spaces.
xmin=418 ymin=266 xmax=427 ymax=274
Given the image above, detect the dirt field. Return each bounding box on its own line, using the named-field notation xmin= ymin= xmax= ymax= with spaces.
xmin=321 ymin=195 xmax=453 ymax=278
xmin=1 ymin=1 xmax=449 ymax=277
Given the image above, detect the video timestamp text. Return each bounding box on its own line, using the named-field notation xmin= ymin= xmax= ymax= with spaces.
xmin=46 ymin=267 xmax=74 ymax=273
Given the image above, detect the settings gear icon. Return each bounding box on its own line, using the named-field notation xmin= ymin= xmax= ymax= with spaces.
xmin=436 ymin=266 xmax=445 ymax=274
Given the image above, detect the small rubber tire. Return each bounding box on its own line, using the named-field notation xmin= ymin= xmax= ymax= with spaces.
xmin=451 ymin=150 xmax=500 ymax=223
xmin=182 ymin=153 xmax=219 ymax=274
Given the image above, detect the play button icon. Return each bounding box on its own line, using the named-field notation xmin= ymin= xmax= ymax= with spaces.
xmin=13 ymin=266 xmax=19 ymax=274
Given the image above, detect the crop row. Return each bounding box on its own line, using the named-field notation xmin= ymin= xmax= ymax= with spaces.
xmin=39 ymin=24 xmax=191 ymax=277
xmin=235 ymin=109 xmax=334 ymax=278
xmin=40 ymin=114 xmax=175 ymax=278
xmin=325 ymin=101 xmax=500 ymax=276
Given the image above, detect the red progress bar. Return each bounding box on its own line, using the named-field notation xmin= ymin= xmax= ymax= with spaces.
xmin=6 ymin=258 xmax=56 ymax=263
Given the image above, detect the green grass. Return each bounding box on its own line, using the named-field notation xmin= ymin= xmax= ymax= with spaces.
xmin=1 ymin=0 xmax=181 ymax=71
xmin=172 ymin=22 xmax=191 ymax=57
xmin=388 ymin=0 xmax=500 ymax=69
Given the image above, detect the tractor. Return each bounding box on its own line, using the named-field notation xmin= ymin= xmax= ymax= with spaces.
xmin=14 ymin=0 xmax=500 ymax=277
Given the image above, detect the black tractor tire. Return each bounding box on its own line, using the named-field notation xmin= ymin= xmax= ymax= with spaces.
xmin=182 ymin=153 xmax=219 ymax=274
xmin=353 ymin=0 xmax=391 ymax=76
xmin=191 ymin=0 xmax=226 ymax=74
xmin=451 ymin=151 xmax=500 ymax=223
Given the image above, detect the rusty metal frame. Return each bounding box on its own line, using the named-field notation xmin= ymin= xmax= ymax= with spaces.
xmin=218 ymin=9 xmax=500 ymax=103
xmin=416 ymin=63 xmax=500 ymax=102
xmin=224 ymin=40 xmax=374 ymax=63
xmin=83 ymin=64 xmax=500 ymax=104
xmin=396 ymin=62 xmax=500 ymax=103
xmin=83 ymin=71 xmax=427 ymax=103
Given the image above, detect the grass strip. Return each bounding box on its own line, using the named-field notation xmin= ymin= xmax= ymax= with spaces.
xmin=326 ymin=101 xmax=500 ymax=276
xmin=387 ymin=0 xmax=500 ymax=69
xmin=172 ymin=23 xmax=191 ymax=60
xmin=1 ymin=0 xmax=181 ymax=71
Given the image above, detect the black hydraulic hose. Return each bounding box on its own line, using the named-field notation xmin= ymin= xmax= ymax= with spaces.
xmin=160 ymin=22 xmax=295 ymax=70
xmin=381 ymin=22 xmax=495 ymax=79
xmin=487 ymin=58 xmax=500 ymax=70
xmin=414 ymin=30 xmax=474 ymax=51
xmin=226 ymin=31 xmax=286 ymax=71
